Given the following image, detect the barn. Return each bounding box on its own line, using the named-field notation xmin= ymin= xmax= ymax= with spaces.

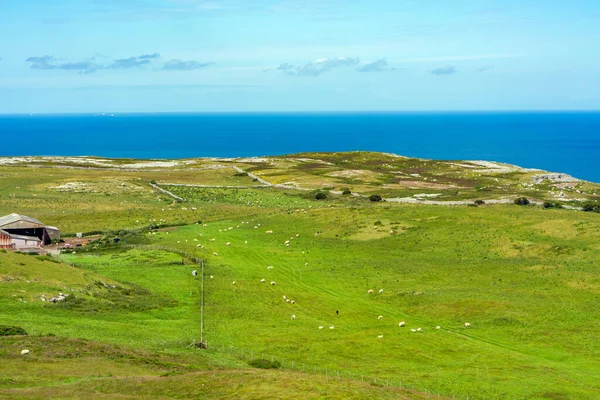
xmin=0 ymin=213 xmax=60 ymax=247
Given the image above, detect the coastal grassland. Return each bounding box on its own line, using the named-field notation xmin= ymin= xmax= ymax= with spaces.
xmin=50 ymin=202 xmax=600 ymax=399
xmin=1 ymin=153 xmax=600 ymax=399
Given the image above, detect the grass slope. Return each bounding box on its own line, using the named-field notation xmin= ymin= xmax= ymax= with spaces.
xmin=1 ymin=152 xmax=600 ymax=399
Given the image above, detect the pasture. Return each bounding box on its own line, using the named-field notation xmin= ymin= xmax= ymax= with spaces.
xmin=1 ymin=153 xmax=600 ymax=399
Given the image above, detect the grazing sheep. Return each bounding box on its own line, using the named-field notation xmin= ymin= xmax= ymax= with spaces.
xmin=232 ymin=281 xmax=236 ymax=285
xmin=196 ymin=244 xmax=202 ymax=247
xmin=378 ymin=335 xmax=383 ymax=339
xmin=285 ymin=240 xmax=290 ymax=245
xmin=192 ymin=270 xmax=197 ymax=277
xmin=283 ymin=295 xmax=287 ymax=299
xmin=411 ymin=329 xmax=416 ymax=332
xmin=291 ymin=300 xmax=295 ymax=304
xmin=378 ymin=289 xmax=383 ymax=294
xmin=245 ymin=240 xmax=248 ymax=244
xmin=266 ymin=230 xmax=273 ymax=234
xmin=193 ymin=239 xmax=198 ymax=242
xmin=213 ymin=252 xmax=218 ymax=256
xmin=329 ymin=326 xmax=334 ymax=329
xmin=260 ymin=279 xmax=266 ymax=283
xmin=417 ymin=328 xmax=422 ymax=332
xmin=210 ymin=275 xmax=214 ymax=279
xmin=399 ymin=322 xmax=405 ymax=327
xmin=286 ymin=299 xmax=290 ymax=303
xmin=436 ymin=326 xmax=441 ymax=329
xmin=226 ymin=242 xmax=231 ymax=246
xmin=296 ymin=234 xmax=300 ymax=237
xmin=286 ymin=243 xmax=290 ymax=247
xmin=20 ymin=349 xmax=29 ymax=356
xmin=304 ymin=263 xmax=308 ymax=266
xmin=318 ymin=326 xmax=324 ymax=329
xmin=367 ymin=289 xmax=373 ymax=294
xmin=378 ymin=315 xmax=383 ymax=320
xmin=291 ymin=315 xmax=296 ymax=320
xmin=270 ymin=281 xmax=276 ymax=286
xmin=267 ymin=266 xmax=274 ymax=269
xmin=465 ymin=322 xmax=471 ymax=328
xmin=210 ymin=238 xmax=216 ymax=242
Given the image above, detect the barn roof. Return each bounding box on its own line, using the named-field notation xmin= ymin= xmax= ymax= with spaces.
xmin=0 ymin=213 xmax=45 ymax=228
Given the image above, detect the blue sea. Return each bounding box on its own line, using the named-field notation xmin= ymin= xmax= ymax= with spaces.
xmin=1 ymin=112 xmax=599 ymax=182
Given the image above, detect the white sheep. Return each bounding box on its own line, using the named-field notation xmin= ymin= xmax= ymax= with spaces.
xmin=210 ymin=275 xmax=214 ymax=279
xmin=213 ymin=252 xmax=218 ymax=256
xmin=378 ymin=289 xmax=383 ymax=294
xmin=285 ymin=240 xmax=290 ymax=245
xmin=210 ymin=238 xmax=216 ymax=242
xmin=399 ymin=322 xmax=405 ymax=327
xmin=260 ymin=279 xmax=266 ymax=283
xmin=232 ymin=281 xmax=236 ymax=285
xmin=291 ymin=300 xmax=295 ymax=304
xmin=417 ymin=328 xmax=422 ymax=332
xmin=267 ymin=266 xmax=273 ymax=269
xmin=226 ymin=242 xmax=231 ymax=246
xmin=20 ymin=349 xmax=29 ymax=356
xmin=411 ymin=329 xmax=416 ymax=332
xmin=192 ymin=270 xmax=197 ymax=277
xmin=465 ymin=322 xmax=471 ymax=328
xmin=283 ymin=295 xmax=287 ymax=299
xmin=436 ymin=326 xmax=441 ymax=329
xmin=245 ymin=240 xmax=248 ymax=244
xmin=378 ymin=315 xmax=383 ymax=320
xmin=329 ymin=326 xmax=334 ymax=329
xmin=291 ymin=315 xmax=296 ymax=320
xmin=367 ymin=289 xmax=373 ymax=294
xmin=296 ymin=234 xmax=299 ymax=237
xmin=270 ymin=281 xmax=276 ymax=286
xmin=286 ymin=299 xmax=290 ymax=303
xmin=318 ymin=326 xmax=323 ymax=329
xmin=266 ymin=230 xmax=273 ymax=234
xmin=378 ymin=335 xmax=383 ymax=338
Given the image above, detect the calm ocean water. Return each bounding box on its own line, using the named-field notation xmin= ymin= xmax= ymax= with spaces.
xmin=1 ymin=112 xmax=599 ymax=182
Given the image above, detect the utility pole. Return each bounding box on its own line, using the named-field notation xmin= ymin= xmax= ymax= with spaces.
xmin=200 ymin=259 xmax=205 ymax=345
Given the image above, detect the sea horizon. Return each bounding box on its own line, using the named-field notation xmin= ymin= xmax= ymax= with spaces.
xmin=2 ymin=111 xmax=599 ymax=183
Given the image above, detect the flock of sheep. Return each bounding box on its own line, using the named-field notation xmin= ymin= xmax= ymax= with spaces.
xmin=196 ymin=222 xmax=473 ymax=339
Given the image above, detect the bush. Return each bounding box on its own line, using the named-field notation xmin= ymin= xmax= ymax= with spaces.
xmin=248 ymin=359 xmax=281 ymax=369
xmin=582 ymin=202 xmax=600 ymax=213
xmin=514 ymin=197 xmax=530 ymax=206
xmin=150 ymin=180 xmax=157 ymax=185
xmin=315 ymin=192 xmax=327 ymax=200
xmin=474 ymin=200 xmax=485 ymax=206
xmin=234 ymin=172 xmax=248 ymax=177
xmin=369 ymin=194 xmax=382 ymax=202
xmin=543 ymin=201 xmax=563 ymax=209
xmin=0 ymin=325 xmax=28 ymax=336
xmin=342 ymin=189 xmax=352 ymax=195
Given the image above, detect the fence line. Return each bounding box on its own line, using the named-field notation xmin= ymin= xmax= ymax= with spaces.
xmin=62 ymin=243 xmax=464 ymax=399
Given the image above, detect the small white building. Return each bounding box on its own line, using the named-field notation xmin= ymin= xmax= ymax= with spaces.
xmin=0 ymin=229 xmax=42 ymax=249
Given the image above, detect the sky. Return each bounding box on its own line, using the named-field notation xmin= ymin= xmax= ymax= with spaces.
xmin=0 ymin=0 xmax=599 ymax=113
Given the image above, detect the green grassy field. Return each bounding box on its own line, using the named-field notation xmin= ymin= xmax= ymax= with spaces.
xmin=1 ymin=152 xmax=600 ymax=399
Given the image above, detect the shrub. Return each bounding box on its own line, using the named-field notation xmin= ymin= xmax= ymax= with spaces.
xmin=543 ymin=201 xmax=563 ymax=209
xmin=248 ymin=359 xmax=281 ymax=369
xmin=474 ymin=200 xmax=485 ymax=205
xmin=582 ymin=202 xmax=600 ymax=213
xmin=0 ymin=325 xmax=28 ymax=336
xmin=342 ymin=189 xmax=352 ymax=195
xmin=150 ymin=180 xmax=157 ymax=185
xmin=315 ymin=192 xmax=327 ymax=200
xmin=369 ymin=194 xmax=382 ymax=202
xmin=514 ymin=197 xmax=530 ymax=206
xmin=234 ymin=172 xmax=248 ymax=177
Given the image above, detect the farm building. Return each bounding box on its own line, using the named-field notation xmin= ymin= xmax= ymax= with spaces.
xmin=0 ymin=213 xmax=60 ymax=248
xmin=0 ymin=229 xmax=43 ymax=249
